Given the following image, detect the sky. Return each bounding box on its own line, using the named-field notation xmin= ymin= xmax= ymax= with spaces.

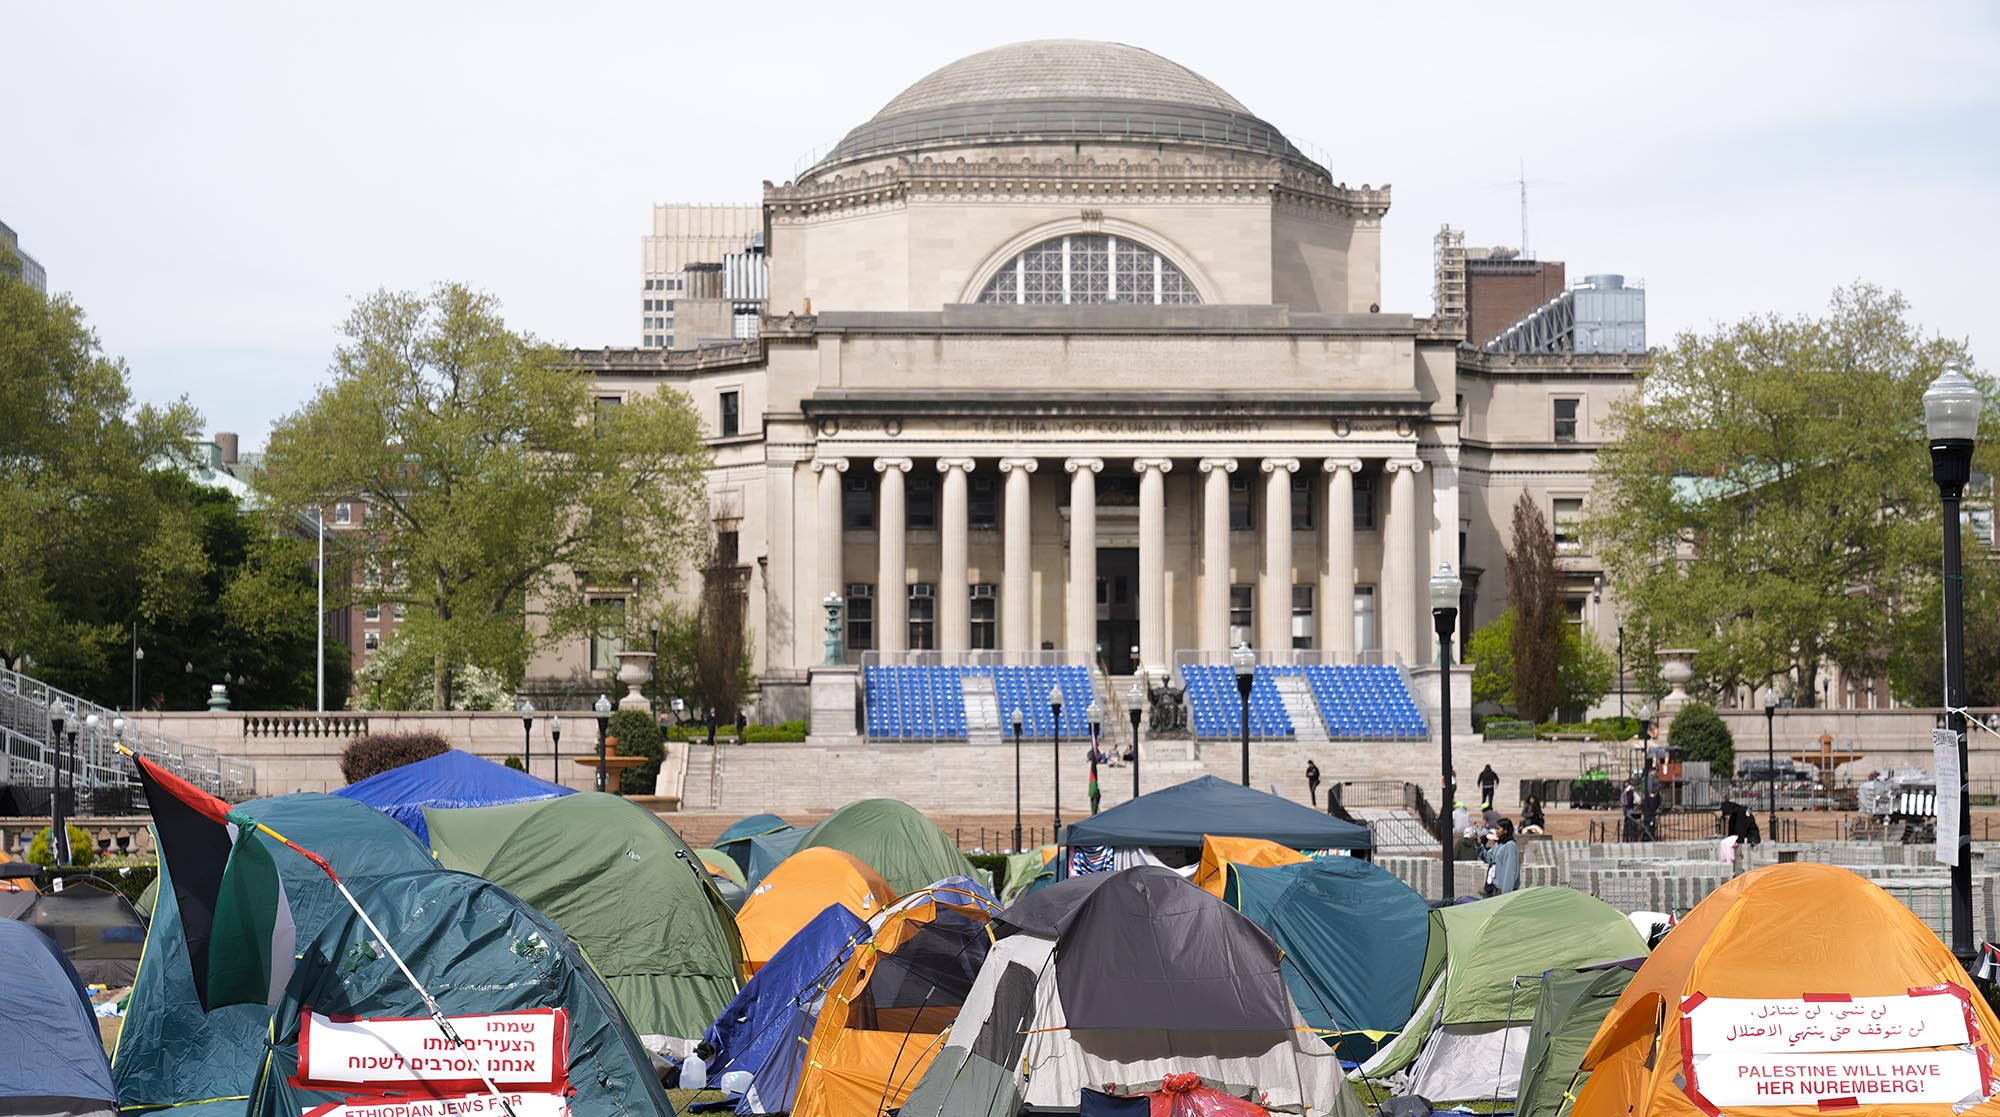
xmin=6 ymin=1 xmax=1996 ymax=449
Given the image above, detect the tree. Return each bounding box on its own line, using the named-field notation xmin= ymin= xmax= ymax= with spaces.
xmin=351 ymin=628 xmax=512 ymax=711
xmin=1886 ymin=558 xmax=2000 ymax=707
xmin=1588 ymin=284 xmax=1992 ymax=704
xmin=339 ymin=731 xmax=450 ymax=784
xmin=687 ymin=538 xmax=753 ymax=721
xmin=258 ymin=284 xmax=710 ymax=708
xmin=604 ymin=708 xmax=664 ymax=795
xmin=1668 ymin=701 xmax=1735 ymax=775
xmin=1467 ymin=609 xmax=1616 ymax=718
xmin=1506 ymin=494 xmax=1564 ymax=723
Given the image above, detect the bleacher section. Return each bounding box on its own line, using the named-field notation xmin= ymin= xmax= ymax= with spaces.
xmin=1182 ymin=664 xmax=1295 ymax=739
xmin=1303 ymin=663 xmax=1427 ymax=739
xmin=863 ymin=663 xmax=1092 ymax=741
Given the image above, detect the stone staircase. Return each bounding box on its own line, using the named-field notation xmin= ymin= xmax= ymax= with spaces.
xmin=1273 ymin=674 xmax=1329 ymax=746
xmin=961 ymin=675 xmax=1003 ymax=746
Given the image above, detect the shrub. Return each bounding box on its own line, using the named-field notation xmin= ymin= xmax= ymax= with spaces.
xmin=1669 ymin=702 xmax=1735 ymax=773
xmin=743 ymin=720 xmax=807 ymax=743
xmin=27 ymin=824 xmax=98 ymax=867
xmin=1482 ymin=718 xmax=1537 ymax=741
xmin=503 ymin=755 xmax=525 ymax=771
xmin=604 ymin=709 xmax=664 ymax=795
xmin=339 ymin=731 xmax=450 ymax=784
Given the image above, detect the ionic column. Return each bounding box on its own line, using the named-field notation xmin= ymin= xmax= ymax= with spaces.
xmin=1381 ymin=458 xmax=1425 ymax=665
xmin=1064 ymin=458 xmax=1102 ymax=659
xmin=1198 ymin=458 xmax=1236 ymax=651
xmin=937 ymin=458 xmax=975 ymax=652
xmin=812 ymin=457 xmax=848 ymax=602
xmin=875 ymin=458 xmax=912 ymax=653
xmin=1320 ymin=459 xmax=1361 ymax=654
xmin=999 ymin=458 xmax=1038 ymax=652
xmin=1260 ymin=459 xmax=1299 ymax=651
xmin=1135 ymin=458 xmax=1174 ymax=672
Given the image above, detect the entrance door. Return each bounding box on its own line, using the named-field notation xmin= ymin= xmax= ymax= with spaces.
xmin=1097 ymin=548 xmax=1139 ymax=675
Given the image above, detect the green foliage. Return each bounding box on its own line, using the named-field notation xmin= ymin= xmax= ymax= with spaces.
xmin=1536 ymin=717 xmax=1642 ymax=741
xmin=1465 ymin=609 xmax=1617 ymax=718
xmin=1588 ymin=283 xmax=1994 ymax=704
xmin=503 ymin=755 xmax=525 ymax=771
xmin=339 ymin=731 xmax=450 ymax=784
xmin=27 ymin=824 xmax=98 ymax=867
xmin=1887 ymin=558 xmax=2000 ymax=707
xmin=1480 ymin=718 xmax=1537 ymax=741
xmin=603 ymin=709 xmax=664 ymax=795
xmin=744 ymin=720 xmax=807 ymax=743
xmin=352 ymin=631 xmax=514 ymax=711
xmin=1669 ymin=702 xmax=1736 ymax=772
xmin=257 ymin=284 xmax=711 ymax=708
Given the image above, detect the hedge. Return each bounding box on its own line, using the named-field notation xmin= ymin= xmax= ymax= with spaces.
xmin=605 ymin=709 xmax=664 ymax=795
xmin=340 ymin=731 xmax=450 ymax=784
xmin=27 ymin=824 xmax=99 ymax=867
xmin=666 ymin=720 xmax=808 ymax=743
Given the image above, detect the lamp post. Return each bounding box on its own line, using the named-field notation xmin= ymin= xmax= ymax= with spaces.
xmin=1232 ymin=643 xmax=1255 ymax=787
xmin=1125 ymin=679 xmax=1144 ymax=800
xmin=1763 ymin=688 xmax=1779 ymax=843
xmin=1050 ymin=683 xmax=1065 ymax=835
xmin=593 ymin=694 xmax=613 ymax=794
xmin=518 ymin=698 xmax=536 ymax=775
xmin=649 ymin=622 xmax=660 ymax=710
xmin=1010 ymin=708 xmax=1023 ymax=852
xmin=1616 ymin=623 xmax=1625 ymax=723
xmin=1430 ymin=563 xmax=1463 ymax=902
xmin=48 ymin=701 xmax=68 ymax=866
xmin=1925 ymin=363 xmax=1982 ymax=962
xmin=549 ymin=715 xmax=562 ymax=786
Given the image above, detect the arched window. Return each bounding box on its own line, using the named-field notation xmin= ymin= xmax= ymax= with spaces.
xmin=977 ymin=234 xmax=1200 ymax=305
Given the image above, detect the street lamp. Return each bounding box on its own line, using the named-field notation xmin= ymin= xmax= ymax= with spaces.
xmin=1050 ymin=683 xmax=1065 ymax=835
xmin=1125 ymin=679 xmax=1144 ymax=800
xmin=1616 ymin=623 xmax=1625 ymax=723
xmin=1429 ymin=563 xmax=1463 ymax=902
xmin=1763 ymin=687 xmax=1779 ymax=843
xmin=549 ymin=715 xmax=562 ymax=786
xmin=518 ymin=697 xmax=536 ymax=775
xmin=593 ymin=694 xmax=613 ymax=794
xmin=1925 ymin=362 xmax=1982 ymax=962
xmin=1010 ymin=708 xmax=1024 ymax=852
xmin=48 ymin=701 xmax=68 ymax=866
xmin=1232 ymin=643 xmax=1256 ymax=787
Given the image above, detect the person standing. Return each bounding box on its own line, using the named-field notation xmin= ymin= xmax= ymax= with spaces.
xmin=1305 ymin=760 xmax=1321 ymax=806
xmin=705 ymin=705 xmax=719 ymax=748
xmin=1478 ymin=763 xmax=1499 ymax=811
xmin=1480 ymin=818 xmax=1521 ymax=895
xmin=1619 ymin=778 xmax=1641 ymax=841
xmin=734 ymin=708 xmax=748 ymax=745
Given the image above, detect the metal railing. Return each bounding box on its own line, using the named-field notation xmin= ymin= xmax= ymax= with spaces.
xmin=0 ymin=665 xmax=257 ymax=803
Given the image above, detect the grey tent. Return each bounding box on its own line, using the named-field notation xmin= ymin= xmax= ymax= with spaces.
xmin=0 ymin=878 xmax=148 ymax=986
xmin=1059 ymin=776 xmax=1371 ymax=854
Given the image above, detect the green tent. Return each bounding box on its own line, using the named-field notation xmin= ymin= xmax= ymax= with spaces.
xmin=998 ymin=848 xmax=1055 ymax=904
xmin=426 ymin=792 xmax=744 ymax=1042
xmin=249 ymin=869 xmax=672 ymax=1117
xmin=790 ymin=798 xmax=973 ymax=895
xmin=696 ymin=847 xmax=747 ymax=888
xmin=134 ymin=876 xmax=158 ymax=919
xmin=1356 ymin=887 xmax=1646 ymax=1103
xmin=1516 ymin=964 xmax=1636 ymax=1117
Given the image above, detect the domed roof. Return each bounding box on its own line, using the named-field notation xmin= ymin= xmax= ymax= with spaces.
xmin=813 ymin=39 xmax=1313 ymax=174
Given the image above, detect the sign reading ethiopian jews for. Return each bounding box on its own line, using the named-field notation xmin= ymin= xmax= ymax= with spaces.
xmin=302 ymin=1091 xmax=569 ymax=1117
xmin=295 ymin=1008 xmax=569 ymax=1093
xmin=1681 ymin=987 xmax=1991 ymax=1110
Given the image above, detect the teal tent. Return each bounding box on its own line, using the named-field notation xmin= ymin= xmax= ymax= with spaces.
xmin=112 ymin=793 xmax=437 ymax=1113
xmin=1224 ymin=856 xmax=1429 ymax=1060
xmin=716 ymin=813 xmax=792 ymax=874
xmin=249 ymin=870 xmax=672 ymax=1117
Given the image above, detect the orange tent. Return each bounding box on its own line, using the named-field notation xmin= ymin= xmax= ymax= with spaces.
xmin=1189 ymin=834 xmax=1309 ymax=898
xmin=1573 ymin=862 xmax=2000 ymax=1116
xmin=736 ymin=847 xmax=895 ymax=972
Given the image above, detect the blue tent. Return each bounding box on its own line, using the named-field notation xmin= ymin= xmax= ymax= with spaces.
xmin=742 ymin=828 xmax=807 ymax=890
xmin=0 ymin=919 xmax=116 ymax=1115
xmin=703 ymin=903 xmax=868 ymax=1084
xmin=1059 ymin=775 xmax=1372 ymax=853
xmin=333 ymin=749 xmax=571 ymax=845
xmin=716 ymin=813 xmax=793 ymax=874
xmin=1223 ymin=856 xmax=1430 ymax=1059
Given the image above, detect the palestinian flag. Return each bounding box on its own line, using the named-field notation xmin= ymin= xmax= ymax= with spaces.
xmin=1088 ymin=723 xmax=1101 ymax=815
xmin=133 ymin=754 xmax=296 ymax=1009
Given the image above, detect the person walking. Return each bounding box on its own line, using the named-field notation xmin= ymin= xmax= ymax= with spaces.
xmin=1305 ymin=760 xmax=1321 ymax=806
xmin=1478 ymin=763 xmax=1499 ymax=812
xmin=1480 ymin=818 xmax=1521 ymax=895
xmin=705 ymin=705 xmax=718 ymax=748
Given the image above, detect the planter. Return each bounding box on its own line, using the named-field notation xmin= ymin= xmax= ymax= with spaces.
xmin=1658 ymin=648 xmax=1697 ymax=713
xmin=615 ymin=651 xmax=655 ymax=712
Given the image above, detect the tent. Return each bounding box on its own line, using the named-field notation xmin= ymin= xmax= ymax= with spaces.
xmin=743 ymin=828 xmax=808 ymax=891
xmin=901 ymin=866 xmax=1366 ymax=1117
xmin=248 ymin=869 xmax=672 ymax=1117
xmin=332 ymin=748 xmax=571 ymax=846
xmin=702 ymin=903 xmax=870 ymax=1090
xmin=0 ymin=919 xmax=117 ymax=1117
xmin=791 ymin=799 xmax=976 ymax=896
xmin=996 ymin=847 xmax=1057 ymax=904
xmin=736 ymin=847 xmax=895 ymax=972
xmin=1574 ymin=862 xmax=2000 ymax=1115
xmin=113 ymin=793 xmax=438 ymax=1114
xmin=698 ymin=848 xmax=750 ymax=910
xmin=0 ymin=876 xmax=149 ymax=985
xmin=1222 ymin=856 xmax=1430 ymax=1060
xmin=1060 ymin=776 xmax=1371 ymax=854
xmin=427 ymin=791 xmax=744 ymax=1042
xmin=1515 ymin=963 xmax=1637 ymax=1117
xmin=1190 ymin=835 xmax=1308 ymax=898
xmin=1357 ymin=886 xmax=1647 ymax=1103
xmin=717 ymin=813 xmax=794 ymax=874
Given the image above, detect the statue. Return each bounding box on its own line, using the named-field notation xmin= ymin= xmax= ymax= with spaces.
xmin=1147 ymin=680 xmax=1188 ymax=734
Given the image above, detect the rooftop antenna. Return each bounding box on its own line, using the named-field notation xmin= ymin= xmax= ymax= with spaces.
xmin=1518 ymin=158 xmax=1529 ymax=258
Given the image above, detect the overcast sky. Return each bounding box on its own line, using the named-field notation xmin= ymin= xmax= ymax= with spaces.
xmin=7 ymin=1 xmax=1995 ymax=449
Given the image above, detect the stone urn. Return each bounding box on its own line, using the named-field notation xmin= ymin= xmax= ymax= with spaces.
xmin=615 ymin=651 xmax=656 ymax=712
xmin=1657 ymin=648 xmax=1697 ymax=714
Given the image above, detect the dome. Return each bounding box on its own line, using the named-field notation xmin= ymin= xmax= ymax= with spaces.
xmin=814 ymin=39 xmax=1313 ymax=173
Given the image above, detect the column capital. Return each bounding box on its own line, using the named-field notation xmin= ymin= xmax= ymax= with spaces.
xmin=1322 ymin=457 xmax=1364 ymax=474
xmin=997 ymin=457 xmax=1039 ymax=474
xmin=1064 ymin=457 xmax=1104 ymax=474
xmin=936 ymin=457 xmax=977 ymax=474
xmin=1198 ymin=457 xmax=1238 ymax=474
xmin=1133 ymin=457 xmax=1174 ymax=475
xmin=811 ymin=456 xmax=849 ymax=474
xmin=1384 ymin=458 xmax=1426 ymax=474
xmin=874 ymin=457 xmax=913 ymax=474
xmin=1260 ymin=457 xmax=1301 ymax=474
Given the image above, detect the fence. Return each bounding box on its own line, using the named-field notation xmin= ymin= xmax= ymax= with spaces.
xmin=0 ymin=665 xmax=256 ymax=805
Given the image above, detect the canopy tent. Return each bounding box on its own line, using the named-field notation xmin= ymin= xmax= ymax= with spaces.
xmin=1060 ymin=776 xmax=1371 ymax=853
xmin=0 ymin=876 xmax=148 ymax=985
xmin=112 ymin=793 xmax=437 ymax=1114
xmin=902 ymin=866 xmax=1366 ymax=1117
xmin=702 ymin=902 xmax=870 ymax=1091
xmin=735 ymin=846 xmax=895 ymax=972
xmin=1358 ymin=886 xmax=1647 ymax=1103
xmin=1223 ymin=856 xmax=1430 ymax=1061
xmin=717 ymin=813 xmax=794 ymax=873
xmin=1574 ymin=862 xmax=2000 ymax=1116
xmin=0 ymin=920 xmax=117 ymax=1117
xmin=427 ymin=791 xmax=744 ymax=1042
xmin=249 ymin=869 xmax=672 ymax=1117
xmin=791 ymin=798 xmax=976 ymax=896
xmin=1191 ymin=834 xmax=1308 ymax=898
xmin=332 ymin=748 xmax=571 ymax=846
xmin=1515 ymin=963 xmax=1636 ymax=1117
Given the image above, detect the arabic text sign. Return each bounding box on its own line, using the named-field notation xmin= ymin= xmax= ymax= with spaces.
xmin=1693 ymin=1051 xmax=1982 ymax=1107
xmin=1686 ymin=993 xmax=1970 ymax=1054
xmin=302 ymin=1091 xmax=568 ymax=1117
xmin=297 ymin=1009 xmax=568 ymax=1092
